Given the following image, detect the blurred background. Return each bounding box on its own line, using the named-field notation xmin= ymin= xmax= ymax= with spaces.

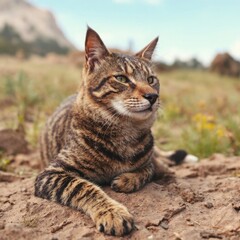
xmin=0 ymin=0 xmax=240 ymax=173
xmin=1 ymin=0 xmax=240 ymax=65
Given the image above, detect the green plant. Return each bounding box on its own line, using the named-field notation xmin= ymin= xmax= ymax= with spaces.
xmin=178 ymin=113 xmax=231 ymax=158
xmin=0 ymin=150 xmax=11 ymax=171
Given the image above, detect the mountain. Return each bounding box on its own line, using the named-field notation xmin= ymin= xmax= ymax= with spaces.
xmin=0 ymin=0 xmax=75 ymax=56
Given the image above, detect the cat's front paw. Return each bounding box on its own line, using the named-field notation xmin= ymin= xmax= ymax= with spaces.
xmin=111 ymin=173 xmax=140 ymax=193
xmin=95 ymin=204 xmax=134 ymax=236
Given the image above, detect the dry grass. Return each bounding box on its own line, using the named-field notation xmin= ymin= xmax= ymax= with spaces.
xmin=0 ymin=56 xmax=240 ymax=159
xmin=155 ymin=70 xmax=240 ymax=157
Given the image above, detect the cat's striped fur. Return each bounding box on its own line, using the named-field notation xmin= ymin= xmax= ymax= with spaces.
xmin=35 ymin=27 xmax=170 ymax=236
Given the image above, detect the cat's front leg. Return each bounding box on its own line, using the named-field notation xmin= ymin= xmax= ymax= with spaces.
xmin=111 ymin=162 xmax=154 ymax=193
xmin=35 ymin=159 xmax=134 ymax=236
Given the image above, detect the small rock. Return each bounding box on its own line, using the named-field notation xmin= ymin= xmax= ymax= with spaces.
xmin=180 ymin=189 xmax=195 ymax=203
xmin=204 ymin=202 xmax=214 ymax=209
xmin=232 ymin=202 xmax=240 ymax=211
xmin=159 ymin=219 xmax=169 ymax=230
xmin=186 ymin=220 xmax=194 ymax=226
xmin=148 ymin=235 xmax=154 ymax=240
xmin=200 ymin=231 xmax=222 ymax=239
xmin=179 ymin=186 xmax=204 ymax=204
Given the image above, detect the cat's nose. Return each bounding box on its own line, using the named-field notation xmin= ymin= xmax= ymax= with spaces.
xmin=143 ymin=93 xmax=159 ymax=105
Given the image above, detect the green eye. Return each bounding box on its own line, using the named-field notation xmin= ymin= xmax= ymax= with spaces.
xmin=115 ymin=75 xmax=129 ymax=83
xmin=147 ymin=76 xmax=156 ymax=85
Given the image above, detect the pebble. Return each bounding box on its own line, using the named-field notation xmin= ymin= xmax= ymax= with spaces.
xmin=160 ymin=219 xmax=169 ymax=230
xmin=204 ymin=202 xmax=214 ymax=209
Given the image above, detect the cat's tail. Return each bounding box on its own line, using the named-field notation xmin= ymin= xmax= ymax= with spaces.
xmin=154 ymin=147 xmax=198 ymax=165
xmin=152 ymin=146 xmax=198 ymax=179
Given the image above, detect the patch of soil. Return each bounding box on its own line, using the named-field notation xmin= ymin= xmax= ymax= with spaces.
xmin=1 ymin=154 xmax=240 ymax=240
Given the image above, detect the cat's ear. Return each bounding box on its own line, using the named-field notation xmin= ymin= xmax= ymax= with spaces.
xmin=85 ymin=26 xmax=110 ymax=72
xmin=135 ymin=37 xmax=159 ymax=60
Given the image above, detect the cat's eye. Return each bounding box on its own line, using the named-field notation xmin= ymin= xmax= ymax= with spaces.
xmin=115 ymin=75 xmax=129 ymax=83
xmin=147 ymin=76 xmax=157 ymax=85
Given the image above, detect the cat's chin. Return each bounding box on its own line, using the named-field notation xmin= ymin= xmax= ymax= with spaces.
xmin=128 ymin=110 xmax=155 ymax=121
xmin=111 ymin=100 xmax=157 ymax=121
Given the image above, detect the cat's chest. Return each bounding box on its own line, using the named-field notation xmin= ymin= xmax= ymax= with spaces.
xmin=93 ymin=158 xmax=146 ymax=184
xmin=88 ymin=138 xmax=153 ymax=184
xmin=73 ymin=126 xmax=153 ymax=183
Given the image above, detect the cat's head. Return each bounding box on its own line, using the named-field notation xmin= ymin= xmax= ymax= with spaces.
xmin=83 ymin=27 xmax=159 ymax=122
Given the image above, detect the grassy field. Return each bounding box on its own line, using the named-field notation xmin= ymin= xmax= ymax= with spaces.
xmin=0 ymin=57 xmax=240 ymax=161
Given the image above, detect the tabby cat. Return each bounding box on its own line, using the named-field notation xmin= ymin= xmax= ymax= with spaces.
xmin=35 ymin=27 xmax=179 ymax=236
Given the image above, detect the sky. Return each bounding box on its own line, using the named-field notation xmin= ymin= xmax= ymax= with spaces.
xmin=30 ymin=0 xmax=240 ymax=65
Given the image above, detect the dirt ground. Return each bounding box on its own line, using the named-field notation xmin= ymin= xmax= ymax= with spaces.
xmin=0 ymin=153 xmax=240 ymax=240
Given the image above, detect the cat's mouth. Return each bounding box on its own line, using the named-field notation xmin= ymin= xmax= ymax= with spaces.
xmin=112 ymin=100 xmax=157 ymax=120
xmin=125 ymin=100 xmax=154 ymax=113
xmin=131 ymin=106 xmax=153 ymax=113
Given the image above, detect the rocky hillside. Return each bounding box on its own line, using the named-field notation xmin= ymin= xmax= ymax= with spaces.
xmin=0 ymin=0 xmax=75 ymax=56
xmin=210 ymin=53 xmax=240 ymax=78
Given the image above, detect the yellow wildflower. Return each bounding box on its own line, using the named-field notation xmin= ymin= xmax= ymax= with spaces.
xmin=216 ymin=126 xmax=227 ymax=138
xmin=192 ymin=113 xmax=216 ymax=132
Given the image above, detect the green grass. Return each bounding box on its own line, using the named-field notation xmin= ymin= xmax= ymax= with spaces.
xmin=225 ymin=117 xmax=240 ymax=155
xmin=0 ymin=57 xmax=240 ymax=159
xmin=153 ymin=70 xmax=240 ymax=158
xmin=0 ymin=150 xmax=11 ymax=171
